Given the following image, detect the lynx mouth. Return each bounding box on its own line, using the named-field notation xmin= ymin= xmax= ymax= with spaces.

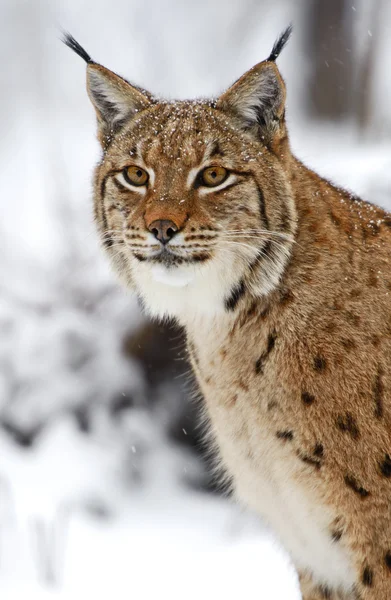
xmin=133 ymin=247 xmax=211 ymax=266
xmin=151 ymin=249 xmax=183 ymax=267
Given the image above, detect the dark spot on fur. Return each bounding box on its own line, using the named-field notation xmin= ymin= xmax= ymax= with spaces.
xmin=314 ymin=443 xmax=324 ymax=457
xmin=276 ymin=430 xmax=293 ymax=441
xmin=228 ymin=394 xmax=238 ymax=407
xmin=371 ymin=334 xmax=380 ymax=347
xmin=368 ymin=268 xmax=378 ymax=288
xmin=209 ymin=141 xmax=224 ymax=159
xmin=349 ymin=288 xmax=362 ymax=299
xmin=106 ymin=202 xmax=120 ymax=213
xmin=318 ymin=585 xmax=332 ymax=599
xmin=239 ymin=380 xmax=249 ymax=392
xmin=191 ymin=253 xmax=210 ymax=262
xmin=267 ymin=400 xmax=278 ymax=411
xmin=126 ymin=233 xmax=144 ymax=241
xmin=383 ymin=217 xmax=391 ymax=228
xmin=341 ymin=338 xmax=356 ymax=351
xmin=279 ymin=288 xmax=294 ymax=306
xmin=336 ymin=413 xmax=360 ymax=440
xmin=308 ymin=220 xmax=320 ymax=234
xmin=362 ymin=566 xmax=373 ymax=587
xmin=324 ymin=321 xmax=337 ymax=334
xmin=330 ymin=516 xmax=344 ymax=542
xmin=267 ymin=331 xmax=277 ymax=353
xmin=224 ymin=279 xmax=246 ymax=311
xmin=246 ymin=302 xmax=258 ymax=319
xmin=255 ymin=331 xmax=277 ymax=375
xmin=379 ymin=454 xmax=391 ymax=477
xmin=344 ymin=475 xmax=370 ymax=498
xmin=302 ymin=391 xmax=315 ymax=405
xmin=133 ymin=253 xmax=147 ymax=261
xmin=314 ymin=355 xmax=327 ymax=372
xmin=297 ymin=451 xmax=321 ymax=470
xmin=345 ymin=311 xmax=361 ymax=326
xmin=373 ymin=367 xmax=384 ymax=418
xmin=385 ymin=552 xmax=391 ymax=570
xmin=331 ymin=529 xmax=343 ymax=542
xmin=332 ymin=299 xmax=344 ymax=311
xmin=255 ymin=357 xmax=264 ymax=375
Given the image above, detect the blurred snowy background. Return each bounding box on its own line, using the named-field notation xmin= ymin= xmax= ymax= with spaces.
xmin=0 ymin=0 xmax=390 ymax=598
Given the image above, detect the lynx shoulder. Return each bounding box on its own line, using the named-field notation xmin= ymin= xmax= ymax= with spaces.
xmin=65 ymin=27 xmax=391 ymax=599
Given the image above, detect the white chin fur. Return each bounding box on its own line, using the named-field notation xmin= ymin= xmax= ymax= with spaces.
xmin=150 ymin=264 xmax=195 ymax=288
xmin=131 ymin=249 xmax=253 ymax=323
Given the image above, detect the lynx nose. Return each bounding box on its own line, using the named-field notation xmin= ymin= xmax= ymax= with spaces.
xmin=148 ymin=219 xmax=179 ymax=245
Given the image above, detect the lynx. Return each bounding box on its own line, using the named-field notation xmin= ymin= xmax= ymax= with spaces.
xmin=65 ymin=28 xmax=391 ymax=599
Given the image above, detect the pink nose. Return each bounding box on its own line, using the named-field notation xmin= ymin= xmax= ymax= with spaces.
xmin=148 ymin=219 xmax=179 ymax=244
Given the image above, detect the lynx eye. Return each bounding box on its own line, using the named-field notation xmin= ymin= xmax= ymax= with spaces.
xmin=201 ymin=166 xmax=228 ymax=187
xmin=123 ymin=166 xmax=149 ymax=187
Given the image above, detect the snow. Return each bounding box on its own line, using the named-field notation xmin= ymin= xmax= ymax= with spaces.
xmin=1 ymin=0 xmax=391 ymax=598
xmin=0 ymin=415 xmax=300 ymax=599
xmin=1 ymin=517 xmax=299 ymax=600
xmin=290 ymin=122 xmax=391 ymax=212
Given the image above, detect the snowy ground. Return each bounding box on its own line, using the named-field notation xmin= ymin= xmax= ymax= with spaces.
xmin=1 ymin=493 xmax=299 ymax=600
xmin=290 ymin=122 xmax=391 ymax=213
xmin=0 ymin=415 xmax=299 ymax=600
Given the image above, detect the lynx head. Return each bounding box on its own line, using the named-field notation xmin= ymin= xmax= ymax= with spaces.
xmin=64 ymin=28 xmax=296 ymax=323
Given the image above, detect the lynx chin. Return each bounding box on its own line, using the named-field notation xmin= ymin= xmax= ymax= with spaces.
xmin=65 ymin=26 xmax=391 ymax=599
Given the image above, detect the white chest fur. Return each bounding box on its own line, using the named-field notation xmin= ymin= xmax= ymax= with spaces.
xmin=190 ymin=322 xmax=356 ymax=593
xmin=234 ymin=443 xmax=354 ymax=590
xmin=210 ymin=409 xmax=356 ymax=592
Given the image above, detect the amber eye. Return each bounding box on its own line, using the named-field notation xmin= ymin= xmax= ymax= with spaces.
xmin=123 ymin=166 xmax=149 ymax=187
xmin=201 ymin=166 xmax=229 ymax=187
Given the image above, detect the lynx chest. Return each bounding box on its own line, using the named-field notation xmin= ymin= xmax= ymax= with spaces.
xmin=188 ymin=322 xmax=356 ymax=592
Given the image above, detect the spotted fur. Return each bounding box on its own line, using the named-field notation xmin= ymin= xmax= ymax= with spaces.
xmin=66 ymin=28 xmax=391 ymax=600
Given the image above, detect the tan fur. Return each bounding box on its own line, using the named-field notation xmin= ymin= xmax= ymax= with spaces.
xmin=69 ymin=33 xmax=391 ymax=599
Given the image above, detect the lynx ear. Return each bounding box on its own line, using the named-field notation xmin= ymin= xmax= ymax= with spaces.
xmin=216 ymin=26 xmax=291 ymax=148
xmin=86 ymin=64 xmax=152 ymax=137
xmin=63 ymin=33 xmax=152 ymax=144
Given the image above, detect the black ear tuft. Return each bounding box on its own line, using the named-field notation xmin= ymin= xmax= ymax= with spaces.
xmin=62 ymin=31 xmax=93 ymax=64
xmin=267 ymin=24 xmax=293 ymax=62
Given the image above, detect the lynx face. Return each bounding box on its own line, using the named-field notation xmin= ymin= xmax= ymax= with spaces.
xmin=65 ymin=30 xmax=296 ymax=320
